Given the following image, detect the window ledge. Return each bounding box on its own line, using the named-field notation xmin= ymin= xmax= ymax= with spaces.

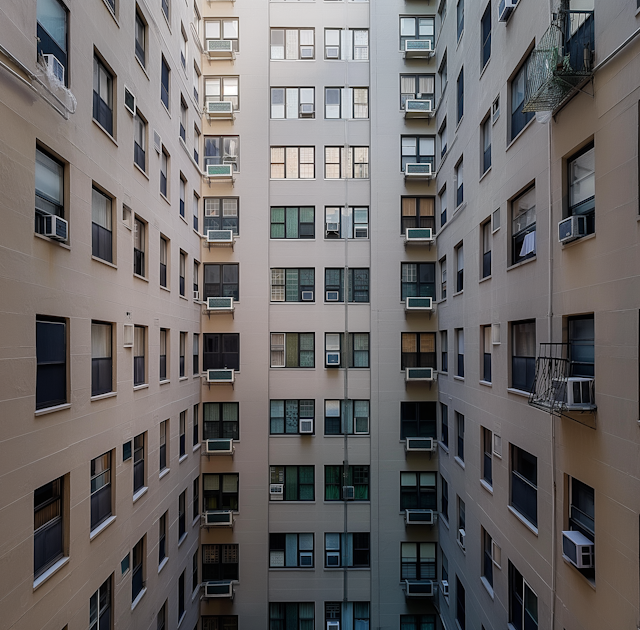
xmin=453 ymin=200 xmax=467 ymax=216
xmin=480 ymin=478 xmax=493 ymax=495
xmin=133 ymin=273 xmax=149 ymax=283
xmin=192 ymin=587 xmax=200 ymax=602
xmin=562 ymin=556 xmax=597 ymax=589
xmin=479 ymin=380 xmax=492 ymax=387
xmin=92 ymin=119 xmax=118 ymax=146
xmin=439 ymin=441 xmax=449 ymax=454
xmin=480 ymin=576 xmax=495 ymax=599
xmin=192 ymin=515 xmax=201 ymax=528
xmin=457 ymin=539 xmax=466 ymax=554
xmin=33 ymin=556 xmax=69 ymax=591
xmin=91 ymin=391 xmax=117 ymax=402
xmin=508 ymin=505 xmax=539 ymax=536
xmin=455 ymin=115 xmax=464 ymax=133
xmin=133 ymin=486 xmax=148 ymax=503
xmin=179 ymin=453 xmax=188 ymax=463
xmin=160 ymin=285 xmax=170 ymax=293
xmin=479 ymin=165 xmax=492 ymax=183
xmin=101 ymin=0 xmax=119 ymax=25
xmin=133 ymin=383 xmax=149 ymax=391
xmin=453 ymin=289 xmax=463 ymax=297
xmin=507 ymin=387 xmax=530 ymax=398
xmin=91 ymin=255 xmax=117 ymax=269
xmin=35 ymin=403 xmax=71 ymax=417
xmin=193 ymin=442 xmax=201 ymax=452
xmin=179 ymin=294 xmax=188 ymax=301
xmin=440 ymin=515 xmax=449 ymax=530
xmin=479 ymin=58 xmax=491 ymax=80
xmin=160 ymin=192 xmax=171 ymax=205
xmin=193 ymin=372 xmax=201 ymax=378
xmin=160 ymin=379 xmax=170 ymax=385
xmin=454 ymin=456 xmax=465 ymax=470
xmin=159 ymin=468 xmax=170 ymax=480
xmin=34 ymin=232 xmax=71 ymax=249
xmin=636 ymin=5 xmax=640 ymax=16
xmin=506 ymin=117 xmax=536 ymax=152
xmin=453 ymin=375 xmax=464 ymax=382
xmin=178 ymin=533 xmax=187 ymax=548
xmin=179 ymin=213 xmax=189 ymax=226
xmin=178 ymin=612 xmax=186 ymax=629
xmin=561 ymin=232 xmax=595 ymax=248
xmin=133 ymin=162 xmax=149 ymax=179
xmin=179 ymin=376 xmax=188 ymax=381
xmin=131 ymin=587 xmax=147 ymax=611
xmin=507 ymin=256 xmax=537 ymax=272
xmin=90 ymin=515 xmax=117 ymax=540
xmin=158 ymin=556 xmax=169 ymax=574
xmin=135 ymin=55 xmax=149 ymax=79
xmin=479 ymin=274 xmax=492 ymax=284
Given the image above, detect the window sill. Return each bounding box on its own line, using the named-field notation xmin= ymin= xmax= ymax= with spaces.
xmin=440 ymin=515 xmax=449 ymax=530
xmin=192 ymin=515 xmax=201 ymax=528
xmin=439 ymin=441 xmax=449 ymax=454
xmin=453 ymin=375 xmax=464 ymax=382
xmin=160 ymin=192 xmax=171 ymax=206
xmin=562 ymin=556 xmax=597 ymax=589
xmin=178 ymin=612 xmax=186 ymax=629
xmin=479 ymin=57 xmax=491 ymax=80
xmin=179 ymin=294 xmax=188 ymax=301
xmin=453 ymin=200 xmax=467 ymax=216
xmin=479 ymin=274 xmax=491 ymax=284
xmin=479 ymin=165 xmax=492 ymax=183
xmin=133 ymin=272 xmax=149 ymax=283
xmin=454 ymin=456 xmax=465 ymax=470
xmin=192 ymin=586 xmax=200 ymax=602
xmin=480 ymin=576 xmax=495 ymax=599
xmin=133 ymin=486 xmax=148 ymax=503
xmin=479 ymin=380 xmax=492 ymax=387
xmin=179 ymin=213 xmax=189 ymax=226
xmin=91 ymin=391 xmax=117 ymax=402
xmin=457 ymin=539 xmax=466 ymax=554
xmin=480 ymin=478 xmax=493 ymax=495
xmin=507 ymin=256 xmax=536 ymax=272
xmin=131 ymin=587 xmax=147 ymax=611
xmin=159 ymin=468 xmax=170 ymax=480
xmin=91 ymin=255 xmax=117 ymax=269
xmin=101 ymin=0 xmax=119 ymax=23
xmin=179 ymin=376 xmax=188 ymax=381
xmin=179 ymin=453 xmax=188 ymax=463
xmin=193 ymin=372 xmax=201 ymax=378
xmin=453 ymin=289 xmax=463 ymax=297
xmin=90 ymin=514 xmax=117 ymax=540
xmin=133 ymin=383 xmax=149 ymax=391
xmin=158 ymin=556 xmax=169 ymax=574
xmin=33 ymin=556 xmax=69 ymax=591
xmin=35 ymin=403 xmax=71 ymax=416
xmin=507 ymin=387 xmax=530 ymax=398
xmin=178 ymin=533 xmax=188 ymax=548
xmin=561 ymin=232 xmax=595 ymax=248
xmin=160 ymin=285 xmax=170 ymax=293
xmin=133 ymin=162 xmax=149 ymax=179
xmin=92 ymin=119 xmax=118 ymax=146
xmin=160 ymin=379 xmax=170 ymax=385
xmin=34 ymin=232 xmax=71 ymax=249
xmin=508 ymin=505 xmax=538 ymax=536
xmin=506 ymin=116 xmax=536 ymax=152
xmin=135 ymin=54 xmax=149 ymax=79
xmin=193 ymin=442 xmax=201 ymax=452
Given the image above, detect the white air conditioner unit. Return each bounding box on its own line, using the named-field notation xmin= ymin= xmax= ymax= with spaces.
xmin=405 ymin=580 xmax=435 ymax=597
xmin=405 ymin=163 xmax=434 ymax=179
xmin=326 ymin=47 xmax=340 ymax=59
xmin=562 ymin=530 xmax=594 ymax=569
xmin=354 ymin=417 xmax=369 ymax=434
xmin=205 ymin=438 xmax=234 ymax=455
xmin=405 ymin=297 xmax=434 ymax=312
xmin=354 ymin=226 xmax=369 ymax=238
xmin=153 ymin=130 xmax=162 ymax=153
xmin=498 ymin=0 xmax=518 ymax=22
xmin=403 ymin=39 xmax=434 ymax=58
xmin=206 ymin=39 xmax=234 ymax=57
xmin=123 ymin=324 xmax=134 ymax=348
xmin=299 ymin=103 xmax=315 ymax=117
xmin=43 ymin=215 xmax=68 ymax=241
xmin=204 ymin=581 xmax=234 ymax=598
xmin=193 ymin=290 xmax=200 ymax=302
xmin=299 ymin=418 xmax=314 ymax=433
xmin=405 ymin=99 xmax=434 ymax=118
xmin=300 ymin=48 xmax=314 ymax=59
xmin=327 ymin=622 xmax=340 ymax=630
xmin=299 ymin=552 xmax=313 ymax=567
xmin=405 ymin=367 xmax=435 ymax=382
xmin=558 ymin=215 xmax=587 ymax=244
xmin=326 ymin=222 xmax=340 ymax=234
xmin=206 ymin=100 xmax=234 ymax=117
xmin=326 ymin=291 xmax=340 ymax=302
xmin=458 ymin=528 xmax=466 ymax=549
xmin=552 ymin=377 xmax=596 ymax=410
xmin=342 ymin=486 xmax=355 ymax=500
xmin=326 ymin=551 xmax=340 ymax=567
xmin=124 ymin=86 xmax=136 ymax=115
xmin=206 ymin=296 xmax=235 ymax=312
xmin=206 ymin=164 xmax=234 ymax=179
xmin=405 ymin=437 xmax=436 ymax=452
xmin=326 ymin=352 xmax=341 ymax=367
xmin=206 ymin=368 xmax=235 ymax=384
xmin=405 ymin=509 xmax=436 ymax=525
xmin=440 ymin=580 xmax=449 ymax=596
xmin=203 ymin=510 xmax=234 ymax=526
xmin=206 ymin=229 xmax=235 ymax=245
xmin=405 ymin=228 xmax=434 ymax=244
xmin=270 ymin=483 xmax=284 ymax=499
xmin=301 ymin=291 xmax=314 ymax=301
xmin=43 ymin=53 xmax=65 ymax=83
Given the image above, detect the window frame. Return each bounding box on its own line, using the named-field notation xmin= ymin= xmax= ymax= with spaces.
xmin=270 ymin=147 xmax=315 ymax=179
xmin=510 ymin=52 xmax=534 ymax=141
xmin=205 ymin=76 xmax=240 ymax=111
xmin=400 ymin=541 xmax=436 ymax=581
xmin=35 ymin=146 xmax=65 ymax=235
xmin=269 ymin=533 xmax=314 ymax=568
xmin=324 ymin=206 xmax=369 ymax=239
xmin=324 ymin=399 xmax=370 ymax=435
xmin=270 ymin=399 xmax=315 ymax=435
xmin=202 ymin=543 xmax=239 ymax=580
xmin=509 ymin=562 xmax=538 ymax=630
xmin=203 ymin=473 xmax=239 ymax=511
xmin=270 ymin=268 xmax=315 ymax=302
xmin=324 ymin=146 xmax=369 ymax=179
xmin=161 ymin=56 xmax=170 ymax=110
xmin=510 ymin=444 xmax=538 ymax=527
xmin=511 ymin=319 xmax=536 ymax=392
xmin=270 ymin=465 xmax=315 ymax=500
xmin=401 ymin=332 xmax=436 ymax=370
xmin=91 ymin=320 xmax=113 ymax=396
xmin=133 ymin=324 xmax=146 ymax=386
xmin=401 ymin=135 xmax=435 ymax=173
xmin=203 ymin=333 xmax=240 ymax=371
xmin=270 ymin=333 xmax=315 ymax=368
xmin=511 ymin=186 xmax=536 ymax=265
xmin=325 ymin=465 xmax=369 ymax=501
xmin=135 ymin=8 xmax=146 ymax=67
xmin=401 ymin=262 xmax=436 ymax=301
xmin=203 ymin=401 xmax=239 ymax=440
xmin=131 ymin=536 xmax=145 ymax=602
xmin=401 ymin=197 xmax=436 ymax=235
xmin=270 ymin=87 xmax=315 ymax=119
xmin=400 ymin=401 xmax=436 ymax=440
xmin=36 ymin=316 xmax=67 ymax=410
xmin=34 ymin=476 xmax=66 ymax=578
xmin=133 ymin=432 xmax=146 ymax=493
xmin=205 ymin=19 xmax=240 ymax=52
xmin=270 ymin=28 xmax=314 ymax=60
xmin=204 ymin=197 xmax=239 ymax=236
xmin=324 ymin=533 xmax=370 ymax=567
xmin=567 ymin=141 xmax=595 ymax=235
xmin=400 ymin=471 xmax=437 ymax=511
xmin=36 ymin=0 xmax=69 ymax=86
xmin=481 ymin=2 xmax=491 ymax=69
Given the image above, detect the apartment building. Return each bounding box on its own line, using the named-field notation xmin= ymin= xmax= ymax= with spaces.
xmin=0 ymin=0 xmax=202 ymax=628
xmin=434 ymin=0 xmax=640 ymax=629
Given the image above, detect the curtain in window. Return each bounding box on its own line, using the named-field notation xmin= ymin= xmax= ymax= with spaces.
xmin=354 ymin=603 xmax=369 ymax=630
xmin=285 ymin=334 xmax=298 ymax=367
xmin=271 ymin=333 xmax=285 ymax=367
xmin=270 ymin=400 xmax=284 ymax=433
xmin=285 ymin=467 xmax=298 ymax=501
xmin=285 ymin=269 xmax=298 ymax=301
xmin=299 ymin=603 xmax=314 ymax=630
xmin=418 ymin=76 xmax=435 ymax=95
xmin=299 ymin=334 xmax=314 ymax=367
xmin=36 ymin=149 xmax=63 ymax=210
xmin=325 ymin=467 xmax=341 ymax=500
xmin=342 ymin=533 xmax=354 ymax=567
xmin=352 ymin=334 xmax=369 ymax=367
xmin=299 ymin=466 xmax=314 ymax=500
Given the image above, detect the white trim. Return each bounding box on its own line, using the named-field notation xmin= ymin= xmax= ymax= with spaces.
xmin=90 ymin=515 xmax=117 ymax=540
xmin=159 ymin=468 xmax=170 ymax=479
xmin=133 ymin=383 xmax=149 ymax=391
xmin=508 ymin=505 xmax=539 ymax=536
xmin=133 ymin=486 xmax=148 ymax=503
xmin=91 ymin=391 xmax=118 ymax=402
xmin=131 ymin=587 xmax=147 ymax=611
xmin=35 ymin=403 xmax=71 ymax=417
xmin=33 ymin=556 xmax=69 ymax=591
xmin=158 ymin=556 xmax=169 ymax=574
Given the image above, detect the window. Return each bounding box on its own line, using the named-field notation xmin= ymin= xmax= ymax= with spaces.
xmin=509 ymin=562 xmax=538 ymax=630
xmin=269 ymin=533 xmax=314 ymax=568
xmin=455 ymin=242 xmax=463 ymax=291
xmin=35 ymin=146 xmax=66 ymax=237
xmin=325 ymin=603 xmax=369 ymax=629
xmin=440 ymin=186 xmax=447 ymax=227
xmin=270 ymin=206 xmax=313 ymax=238
xmin=481 ymin=2 xmax=491 ymax=68
xmin=441 ymin=476 xmax=449 ymax=521
xmin=270 ymin=604 xmax=315 ymax=629
xmin=458 ymin=497 xmax=465 ymax=538
xmin=401 ymin=332 xmax=436 ymax=370
xmin=203 ymin=333 xmax=239 ymax=371
xmin=134 ymin=217 xmax=145 ymax=277
xmin=134 ymin=112 xmax=146 ymax=171
xmin=441 ymin=403 xmax=449 ymax=447
xmin=439 ymin=52 xmax=448 ymax=93
xmin=324 ymin=87 xmax=369 ymax=119
xmin=205 ymin=19 xmax=239 ymax=52
xmin=131 ymin=537 xmax=145 ymax=602
xmin=192 ymin=551 xmax=198 ymax=594
xmin=400 ymin=615 xmax=436 ymax=630
xmin=512 ymin=320 xmax=535 ymax=392
xmin=91 ymin=321 xmax=112 ymax=396
xmin=90 ymin=451 xmax=112 ymax=531
xmin=325 ymin=206 xmax=369 ymax=239
xmin=456 ymin=68 xmax=464 ymax=123
xmin=135 ymin=9 xmax=146 ymax=67
xmin=481 ymin=220 xmax=491 ymax=278
xmin=441 ymin=330 xmax=448 ymax=372
xmin=90 ymin=187 xmax=113 ymax=263
xmin=482 ymin=427 xmax=492 ymax=486
xmin=400 ymin=74 xmax=436 ymax=111
xmin=193 ymin=335 xmax=199 ymax=376
xmin=456 ymin=328 xmax=464 ymax=377
xmin=270 ymin=333 xmax=314 ymax=368
xmin=203 ymin=544 xmax=239 ymax=580
xmin=270 ymin=147 xmax=314 ymax=178
xmin=400 ymin=402 xmax=436 ymax=439
xmin=271 ymin=269 xmax=314 ymax=302
xmin=401 ymin=136 xmax=435 ymax=172
xmin=159 ymin=328 xmax=167 ymax=381
xmin=325 ymin=533 xmax=369 ymax=567
xmin=482 ymin=116 xmax=492 ymax=173
xmin=482 ymin=325 xmax=492 ymax=383
xmin=194 ymin=126 xmax=200 ymax=164
xmin=180 ymin=28 xmax=187 ymax=69
xmin=456 ymin=576 xmax=466 ymax=630
xmin=455 ymin=160 xmax=464 ymax=208
xmin=204 ymin=197 xmax=238 ymax=235
xmin=325 ymin=465 xmax=369 ymax=500
xmin=567 ymin=142 xmax=595 ymax=234
xmin=271 ymin=88 xmax=315 ymax=119
xmin=512 ymin=186 xmax=536 ymax=264
xmin=193 ymin=476 xmax=199 ymax=517
xmin=401 ymin=197 xmax=435 ymax=234
xmin=401 ymin=472 xmax=436 ymax=510
xmin=133 ymin=325 xmax=145 ymax=385
xmin=324 ymin=28 xmax=369 ymax=60
xmin=203 ymin=264 xmax=239 ymax=301
xmin=456 ymin=0 xmax=464 ymax=39
xmin=324 ymin=400 xmax=370 ymax=435
xmin=159 ymin=237 xmax=168 ymax=289
xmin=179 ymin=252 xmax=186 ymax=297
xmin=325 ymin=333 xmax=370 ymax=368
xmin=160 ymin=149 xmax=168 ymax=197
xmin=34 ymin=476 xmax=65 ymax=577
xmin=161 ymin=0 xmax=169 ymax=20
xmin=482 ymin=528 xmax=493 ymax=589
xmin=179 ymin=177 xmax=186 ymax=219
xmin=202 ymin=618 xmax=238 ymax=630
xmin=179 ymin=410 xmax=186 ymax=455
xmin=511 ymin=54 xmax=534 ymax=140
xmin=511 ymin=444 xmax=537 ymax=526
xmin=400 ymin=17 xmax=434 ymax=51
xmin=401 ymin=263 xmax=435 ymax=301
xmin=203 ymin=402 xmax=239 ymax=439
xmin=158 ymin=512 xmax=167 ymax=564
xmin=568 ymin=314 xmax=594 ymax=377
xmin=456 ymin=412 xmax=465 ymax=461
xmin=270 ymin=28 xmax=314 ymax=59
xmin=92 ymin=55 xmax=114 ymax=136
xmin=158 ymin=602 xmax=166 ymax=630
xmin=324 ymin=269 xmax=369 ymax=303
xmin=203 ymin=474 xmax=239 ymax=510
xmin=568 ymin=477 xmax=595 ymax=553
xmin=270 ymin=466 xmax=314 ymax=500
xmin=440 ymin=257 xmax=447 ymax=300
xmin=178 ymin=491 xmax=186 ymax=539
xmin=439 ymin=119 xmax=448 ymax=157
xmin=324 ymin=146 xmax=370 ymax=179
xmin=270 ymin=399 xmax=314 ymax=434
xmin=89 ymin=576 xmax=111 ymax=630
xmin=37 ymin=0 xmax=68 ymax=85
xmin=159 ymin=420 xmax=168 ymax=472
xmin=36 ymin=316 xmax=66 ymax=410
xmin=161 ymin=57 xmax=170 ymax=109
xmin=133 ymin=433 xmax=145 ymax=493
xmin=205 ymin=76 xmax=239 ymax=111
xmin=193 ymin=403 xmax=199 ymax=446
xmin=193 ymin=195 xmax=199 ymax=232
xmin=401 ymin=542 xmax=436 ymax=580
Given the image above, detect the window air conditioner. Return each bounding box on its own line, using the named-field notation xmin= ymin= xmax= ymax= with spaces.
xmin=441 ymin=580 xmax=449 ymax=596
xmin=562 ymin=530 xmax=594 ymax=569
xmin=551 ymin=377 xmax=596 ymax=410
xmin=404 ymin=227 xmax=433 ymax=244
xmin=123 ymin=324 xmax=134 ymax=348
xmin=299 ymin=103 xmax=315 ymax=117
xmin=193 ymin=290 xmax=200 ymax=302
xmin=405 ymin=509 xmax=435 ymax=525
xmin=206 ymin=39 xmax=234 ymax=55
xmin=405 ymin=580 xmax=435 ymax=597
xmin=458 ymin=528 xmax=466 ymax=549
xmin=558 ymin=215 xmax=587 ymax=244
xmin=43 ymin=215 xmax=68 ymax=241
xmin=405 ymin=367 xmax=435 ymax=382
xmin=498 ymin=0 xmax=518 ymax=22
xmin=301 ymin=291 xmax=314 ymax=301
xmin=207 ymin=100 xmax=234 ymax=116
xmin=299 ymin=418 xmax=314 ymax=433
xmin=326 ymin=47 xmax=340 ymax=59
xmin=327 ymin=622 xmax=340 ymax=630
xmin=206 ymin=164 xmax=234 ymax=179
xmin=342 ymin=485 xmax=355 ymax=500
xmin=354 ymin=226 xmax=368 ymax=238
xmin=207 ymin=296 xmax=235 ymax=311
xmin=405 ymin=296 xmax=434 ymax=311
xmin=269 ymin=483 xmax=284 ymax=498
xmin=43 ymin=54 xmax=65 ymax=83
xmin=204 ymin=581 xmax=234 ymax=598
xmin=203 ymin=510 xmax=234 ymax=526
xmin=300 ymin=48 xmax=314 ymax=59
xmin=326 ymin=291 xmax=340 ymax=302
xmin=206 ymin=229 xmax=235 ymax=245
xmin=205 ymin=438 xmax=234 ymax=455
xmin=299 ymin=552 xmax=313 ymax=567
xmin=206 ymin=368 xmax=235 ymax=384
xmin=405 ymin=437 xmax=436 ymax=452
xmin=326 ymin=352 xmax=340 ymax=367
xmin=124 ymin=87 xmax=136 ymax=116
xmin=153 ymin=130 xmax=162 ymax=153
xmin=326 ymin=551 xmax=340 ymax=567
xmin=326 ymin=222 xmax=340 ymax=234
